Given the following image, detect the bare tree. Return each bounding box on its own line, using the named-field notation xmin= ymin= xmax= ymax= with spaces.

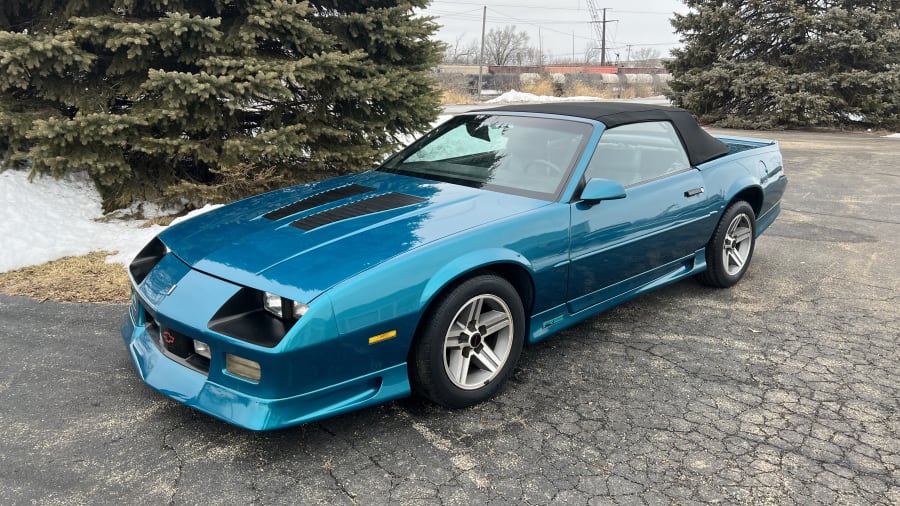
xmin=443 ymin=34 xmax=464 ymax=64
xmin=461 ymin=39 xmax=480 ymax=64
xmin=484 ymin=25 xmax=531 ymax=66
xmin=582 ymin=42 xmax=598 ymax=64
xmin=443 ymin=35 xmax=480 ymax=65
xmin=518 ymin=47 xmax=545 ymax=66
xmin=631 ymin=47 xmax=662 ymax=67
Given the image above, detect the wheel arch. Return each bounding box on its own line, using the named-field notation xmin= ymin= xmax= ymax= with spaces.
xmin=418 ymin=250 xmax=535 ymax=313
xmin=409 ymin=255 xmax=536 ymax=358
xmin=727 ymin=185 xmax=764 ymax=217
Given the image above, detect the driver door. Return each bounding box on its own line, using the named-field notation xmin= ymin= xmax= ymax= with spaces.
xmin=567 ymin=121 xmax=715 ymax=313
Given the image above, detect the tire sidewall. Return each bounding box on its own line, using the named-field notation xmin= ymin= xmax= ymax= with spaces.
xmin=709 ymin=201 xmax=756 ymax=286
xmin=414 ymin=274 xmax=526 ymax=408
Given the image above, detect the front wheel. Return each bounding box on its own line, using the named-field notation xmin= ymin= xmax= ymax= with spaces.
xmin=696 ymin=201 xmax=756 ymax=288
xmin=410 ymin=274 xmax=525 ymax=408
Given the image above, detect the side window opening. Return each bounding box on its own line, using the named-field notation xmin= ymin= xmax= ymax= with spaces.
xmin=584 ymin=121 xmax=692 ymax=187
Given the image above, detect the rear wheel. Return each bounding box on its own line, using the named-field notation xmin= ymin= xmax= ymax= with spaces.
xmin=696 ymin=201 xmax=756 ymax=288
xmin=410 ymin=274 xmax=525 ymax=408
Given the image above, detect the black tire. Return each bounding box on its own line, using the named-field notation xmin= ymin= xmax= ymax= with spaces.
xmin=695 ymin=201 xmax=757 ymax=288
xmin=410 ymin=274 xmax=525 ymax=408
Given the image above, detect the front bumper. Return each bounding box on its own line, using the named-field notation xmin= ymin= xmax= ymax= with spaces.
xmin=122 ymin=312 xmax=409 ymax=430
xmin=120 ymin=252 xmax=411 ymax=431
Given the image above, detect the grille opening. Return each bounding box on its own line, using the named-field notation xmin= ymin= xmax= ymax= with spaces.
xmin=144 ymin=309 xmax=210 ymax=374
xmin=159 ymin=326 xmax=211 ymax=373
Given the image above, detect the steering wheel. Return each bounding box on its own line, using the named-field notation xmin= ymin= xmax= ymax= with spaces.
xmin=523 ymin=159 xmax=563 ymax=177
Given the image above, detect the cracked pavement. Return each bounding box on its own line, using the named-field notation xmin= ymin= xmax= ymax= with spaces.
xmin=1 ymin=129 xmax=898 ymax=504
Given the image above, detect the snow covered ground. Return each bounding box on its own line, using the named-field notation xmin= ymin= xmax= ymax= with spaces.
xmin=486 ymin=90 xmax=671 ymax=106
xmin=0 ymin=102 xmax=896 ymax=274
xmin=0 ymin=169 xmax=218 ymax=272
xmin=0 ymin=170 xmax=160 ymax=272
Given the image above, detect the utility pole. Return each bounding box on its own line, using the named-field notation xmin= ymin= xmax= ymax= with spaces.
xmin=600 ymin=8 xmax=607 ymax=66
xmin=572 ymin=31 xmax=575 ymax=64
xmin=538 ymin=27 xmax=543 ymax=68
xmin=477 ymin=6 xmax=486 ymax=99
xmin=586 ymin=2 xmax=617 ymax=66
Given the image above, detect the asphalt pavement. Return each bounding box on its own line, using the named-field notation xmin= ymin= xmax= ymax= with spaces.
xmin=1 ymin=129 xmax=898 ymax=505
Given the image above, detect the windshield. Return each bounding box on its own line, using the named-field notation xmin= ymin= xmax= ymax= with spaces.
xmin=380 ymin=114 xmax=593 ymax=200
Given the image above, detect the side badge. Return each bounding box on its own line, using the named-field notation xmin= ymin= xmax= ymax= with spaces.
xmin=165 ymin=284 xmax=177 ymax=296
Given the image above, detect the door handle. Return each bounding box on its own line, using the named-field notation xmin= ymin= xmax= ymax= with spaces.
xmin=684 ymin=187 xmax=704 ymax=197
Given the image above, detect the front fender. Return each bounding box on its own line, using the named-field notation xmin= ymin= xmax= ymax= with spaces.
xmin=418 ymin=248 xmax=534 ymax=308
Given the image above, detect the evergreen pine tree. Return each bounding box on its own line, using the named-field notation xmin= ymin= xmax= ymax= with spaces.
xmin=667 ymin=0 xmax=900 ymax=129
xmin=0 ymin=0 xmax=442 ymax=210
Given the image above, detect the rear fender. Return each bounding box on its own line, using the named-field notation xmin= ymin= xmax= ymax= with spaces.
xmin=726 ymin=181 xmax=764 ymax=216
xmin=722 ymin=176 xmax=763 ymax=212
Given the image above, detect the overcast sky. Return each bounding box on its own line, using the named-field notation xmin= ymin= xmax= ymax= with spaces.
xmin=420 ymin=0 xmax=687 ymax=63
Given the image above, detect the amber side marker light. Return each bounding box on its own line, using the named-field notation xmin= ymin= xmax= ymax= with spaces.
xmin=226 ymin=354 xmax=261 ymax=382
xmin=368 ymin=330 xmax=397 ymax=345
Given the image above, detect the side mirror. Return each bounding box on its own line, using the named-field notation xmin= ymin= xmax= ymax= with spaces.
xmin=579 ymin=178 xmax=626 ymax=202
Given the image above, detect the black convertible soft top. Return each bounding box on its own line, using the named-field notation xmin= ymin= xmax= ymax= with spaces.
xmin=479 ymin=102 xmax=729 ymax=167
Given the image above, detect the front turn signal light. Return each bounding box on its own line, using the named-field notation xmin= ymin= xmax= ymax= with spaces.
xmin=226 ymin=354 xmax=261 ymax=382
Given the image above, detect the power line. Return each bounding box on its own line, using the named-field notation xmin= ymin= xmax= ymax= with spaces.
xmin=485 ymin=7 xmax=596 ymax=41
xmin=431 ymin=9 xmax=594 ymax=25
xmin=427 ymin=8 xmax=596 ymax=43
xmin=423 ymin=3 xmax=681 ymax=59
xmin=429 ymin=8 xmax=678 ymax=49
xmin=427 ymin=7 xmax=486 ymax=18
xmin=428 ymin=0 xmax=674 ymax=15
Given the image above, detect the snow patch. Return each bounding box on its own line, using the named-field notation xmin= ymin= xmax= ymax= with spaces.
xmin=486 ymin=90 xmax=601 ymax=104
xmin=485 ymin=90 xmax=671 ymax=106
xmin=0 ymin=169 xmax=221 ymax=273
xmin=883 ymin=133 xmax=900 ymax=138
xmin=104 ymin=199 xmax=187 ymax=221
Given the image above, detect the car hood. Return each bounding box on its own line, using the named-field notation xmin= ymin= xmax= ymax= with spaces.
xmin=158 ymin=171 xmax=548 ymax=302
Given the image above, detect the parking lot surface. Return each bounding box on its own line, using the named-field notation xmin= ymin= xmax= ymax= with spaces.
xmin=1 ymin=129 xmax=898 ymax=505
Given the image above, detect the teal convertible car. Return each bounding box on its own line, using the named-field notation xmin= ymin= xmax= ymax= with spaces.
xmin=123 ymin=103 xmax=787 ymax=430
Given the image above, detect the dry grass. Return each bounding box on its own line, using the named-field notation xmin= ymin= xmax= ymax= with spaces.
xmin=520 ymin=79 xmax=557 ymax=97
xmin=440 ymin=88 xmax=476 ymax=105
xmin=519 ymin=77 xmax=657 ymax=99
xmin=567 ymin=81 xmax=609 ymax=98
xmin=141 ymin=214 xmax=182 ymax=228
xmin=616 ymin=84 xmax=653 ymax=99
xmin=0 ymin=251 xmax=130 ymax=303
xmin=567 ymin=81 xmax=656 ymax=99
xmin=437 ymin=78 xmax=659 ymax=103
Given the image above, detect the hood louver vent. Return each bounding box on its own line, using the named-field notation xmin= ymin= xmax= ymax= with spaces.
xmin=291 ymin=193 xmax=425 ymax=231
xmin=264 ymin=184 xmax=374 ymax=221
